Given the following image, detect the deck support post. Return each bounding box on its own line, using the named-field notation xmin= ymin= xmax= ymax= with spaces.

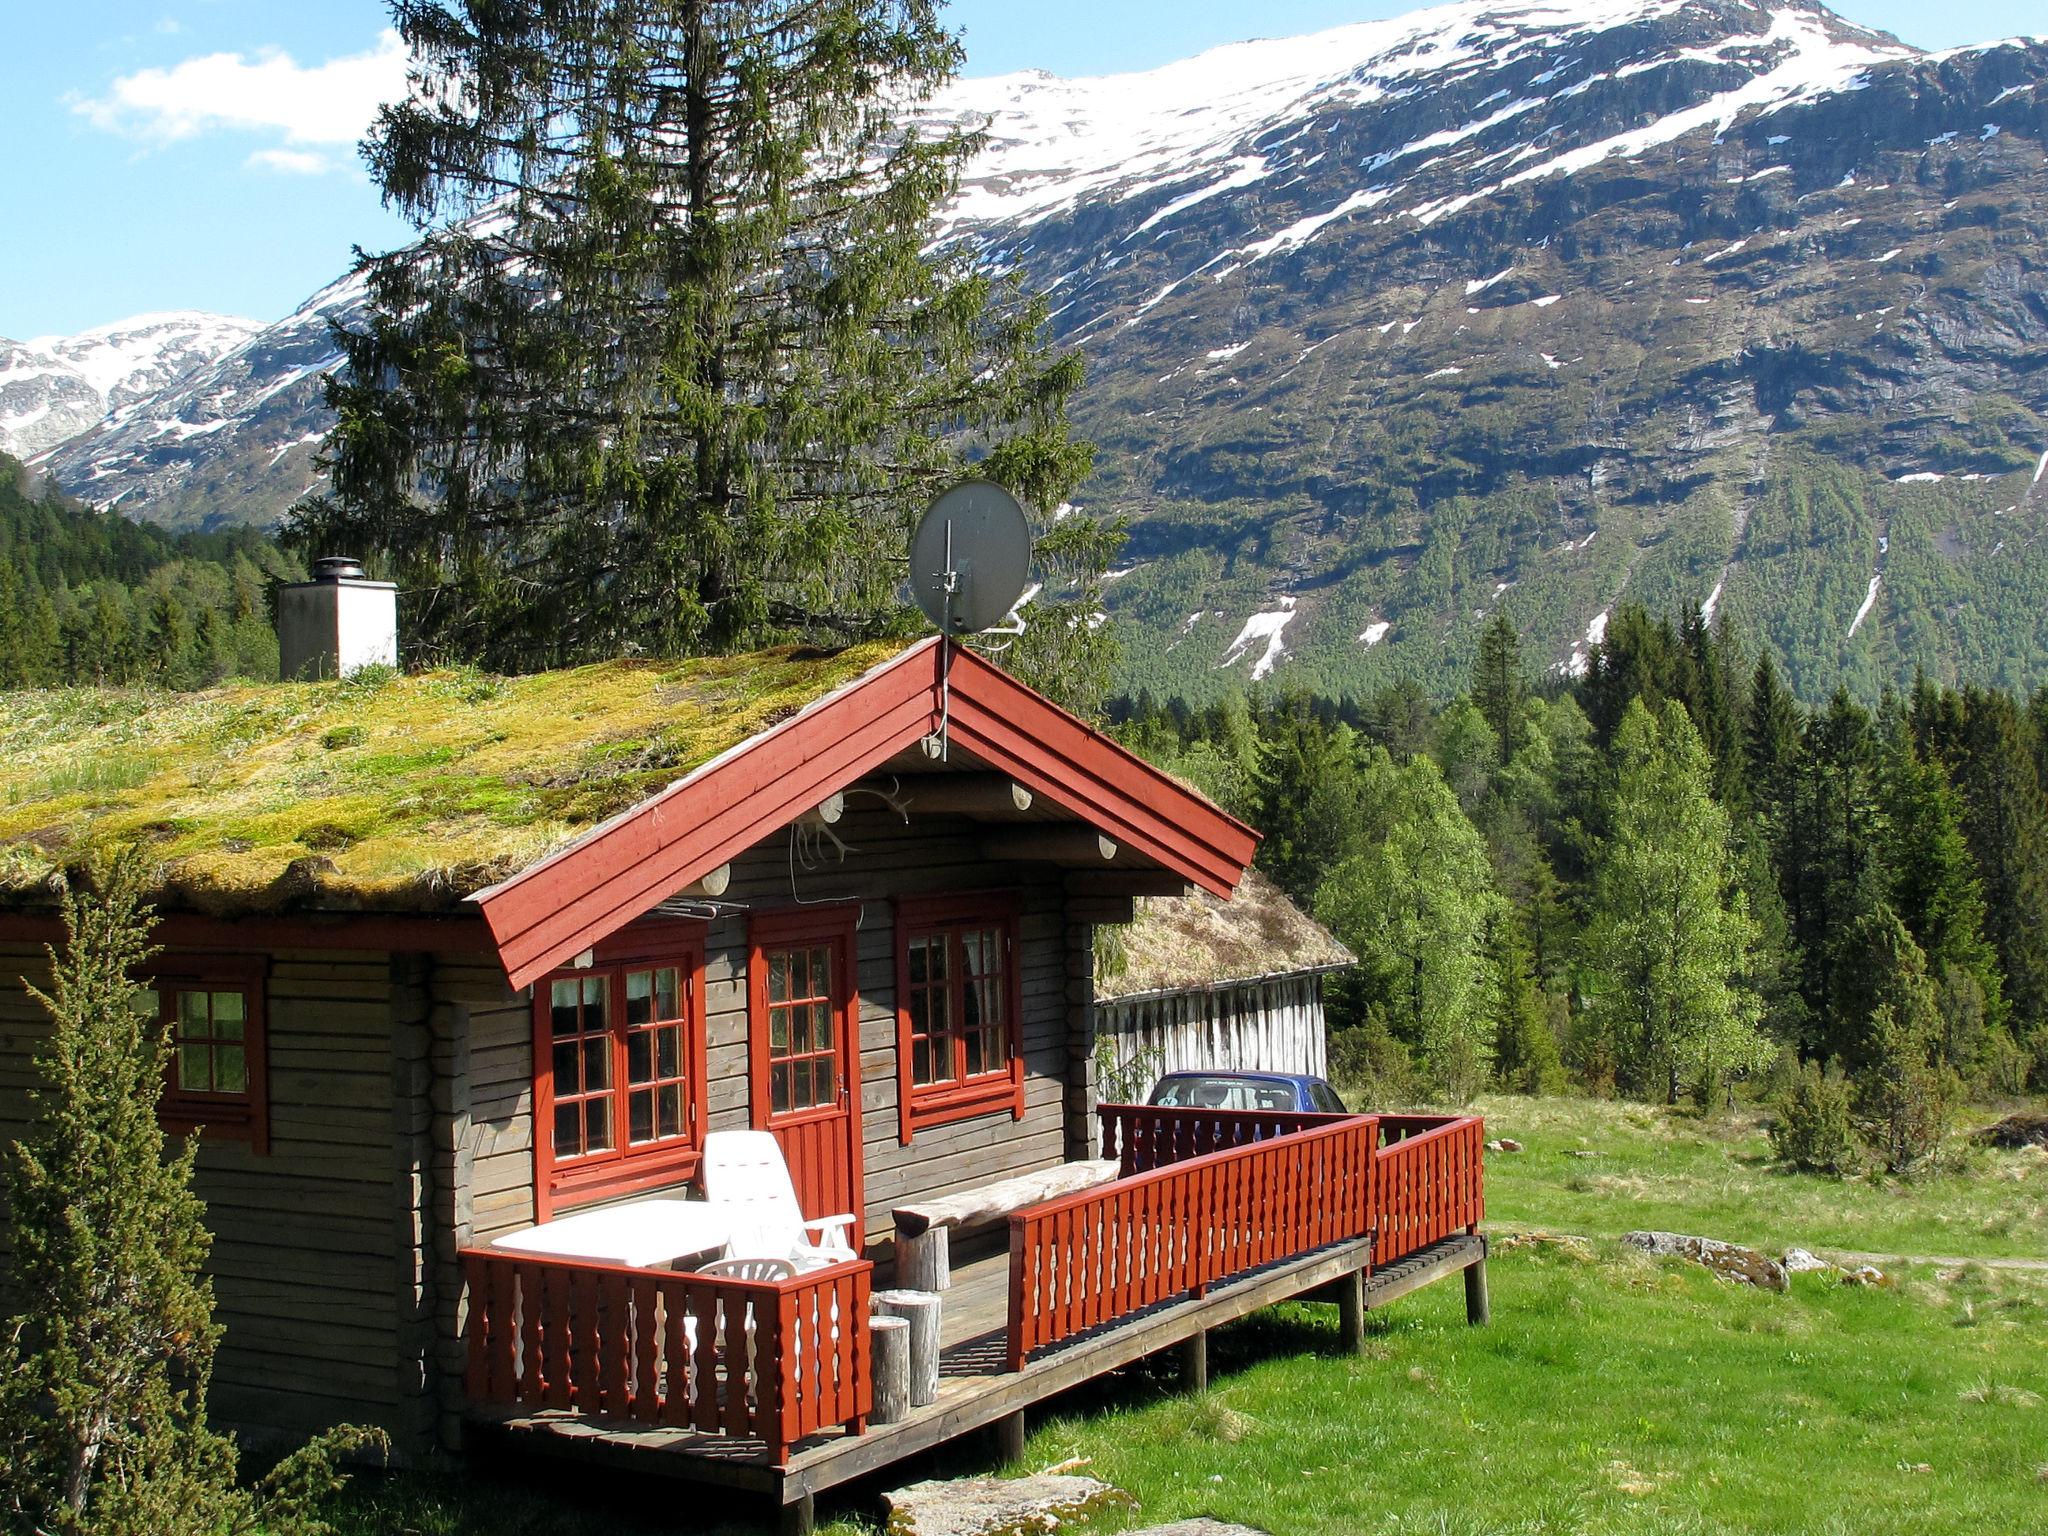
xmin=1178 ymin=1328 xmax=1208 ymax=1393
xmin=777 ymin=1488 xmax=815 ymax=1536
xmin=1464 ymin=1246 xmax=1491 ymax=1328
xmin=1337 ymin=1267 xmax=1367 ymax=1356
xmin=994 ymin=1409 xmax=1027 ymax=1465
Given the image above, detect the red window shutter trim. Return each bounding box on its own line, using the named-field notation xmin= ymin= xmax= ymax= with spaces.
xmin=894 ymin=892 xmax=1026 ymax=1144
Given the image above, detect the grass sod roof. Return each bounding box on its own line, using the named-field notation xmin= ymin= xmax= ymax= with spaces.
xmin=0 ymin=641 xmax=914 ymax=916
xmin=1096 ymin=866 xmax=1353 ymax=1001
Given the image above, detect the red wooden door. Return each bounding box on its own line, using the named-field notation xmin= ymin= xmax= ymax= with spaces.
xmin=748 ymin=906 xmax=864 ymax=1228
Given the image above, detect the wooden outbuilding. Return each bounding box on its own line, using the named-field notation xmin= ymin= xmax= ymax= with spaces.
xmin=1094 ymin=867 xmax=1352 ymax=1096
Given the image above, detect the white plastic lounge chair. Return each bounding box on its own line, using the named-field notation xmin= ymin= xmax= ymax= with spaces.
xmin=695 ymin=1255 xmax=797 ymax=1282
xmin=700 ymin=1129 xmax=859 ymax=1271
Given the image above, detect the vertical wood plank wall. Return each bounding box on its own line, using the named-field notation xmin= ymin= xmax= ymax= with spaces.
xmin=1094 ymin=972 xmax=1331 ymax=1096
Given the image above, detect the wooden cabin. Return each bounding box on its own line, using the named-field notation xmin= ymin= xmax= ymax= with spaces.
xmin=0 ymin=638 xmax=1486 ymax=1532
xmin=1095 ymin=868 xmax=1352 ymax=1096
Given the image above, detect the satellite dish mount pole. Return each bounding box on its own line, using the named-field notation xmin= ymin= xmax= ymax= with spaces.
xmin=934 ymin=518 xmax=956 ymax=762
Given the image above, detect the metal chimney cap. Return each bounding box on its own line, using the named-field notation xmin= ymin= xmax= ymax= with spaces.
xmin=311 ymin=556 xmax=367 ymax=581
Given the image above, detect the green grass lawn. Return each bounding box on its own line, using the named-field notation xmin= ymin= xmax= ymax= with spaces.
xmin=1475 ymin=1094 xmax=2047 ymax=1261
xmin=324 ymin=1096 xmax=2047 ymax=1536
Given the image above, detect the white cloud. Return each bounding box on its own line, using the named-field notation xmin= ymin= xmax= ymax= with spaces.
xmin=75 ymin=28 xmax=407 ymax=147
xmin=247 ymin=147 xmax=333 ymax=175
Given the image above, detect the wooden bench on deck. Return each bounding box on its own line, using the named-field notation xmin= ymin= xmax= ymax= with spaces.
xmin=892 ymin=1159 xmax=1120 ymax=1290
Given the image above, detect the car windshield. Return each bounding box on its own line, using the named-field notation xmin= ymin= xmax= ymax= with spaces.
xmin=1150 ymin=1075 xmax=1299 ymax=1111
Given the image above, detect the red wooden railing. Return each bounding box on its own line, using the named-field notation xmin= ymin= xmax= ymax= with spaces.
xmin=461 ymin=1249 xmax=871 ymax=1464
xmin=1372 ymin=1114 xmax=1485 ymax=1266
xmin=1098 ymin=1102 xmax=1353 ymax=1176
xmin=1008 ymin=1113 xmax=1381 ymax=1369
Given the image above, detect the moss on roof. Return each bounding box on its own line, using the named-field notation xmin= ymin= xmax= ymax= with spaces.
xmin=0 ymin=641 xmax=911 ymax=915
xmin=1097 ymin=867 xmax=1353 ymax=1001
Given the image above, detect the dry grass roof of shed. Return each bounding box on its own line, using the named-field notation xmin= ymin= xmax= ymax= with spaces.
xmin=0 ymin=641 xmax=911 ymax=915
xmin=1098 ymin=866 xmax=1352 ymax=1000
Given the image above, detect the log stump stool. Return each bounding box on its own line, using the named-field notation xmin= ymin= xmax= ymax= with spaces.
xmin=873 ymin=1289 xmax=942 ymax=1407
xmin=870 ymin=1314 xmax=912 ymax=1424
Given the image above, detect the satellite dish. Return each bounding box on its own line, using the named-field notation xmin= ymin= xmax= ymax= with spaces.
xmin=908 ymin=481 xmax=1033 ymax=636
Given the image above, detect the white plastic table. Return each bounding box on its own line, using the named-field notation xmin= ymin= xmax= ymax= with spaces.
xmin=489 ymin=1195 xmax=733 ymax=1269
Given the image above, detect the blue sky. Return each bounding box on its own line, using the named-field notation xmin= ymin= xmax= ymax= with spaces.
xmin=9 ymin=1 xmax=2041 ymax=339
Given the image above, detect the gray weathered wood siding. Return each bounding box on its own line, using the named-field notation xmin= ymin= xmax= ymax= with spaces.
xmin=1094 ymin=972 xmax=1331 ymax=1097
xmin=0 ymin=942 xmax=418 ymax=1446
xmin=457 ymin=811 xmax=1078 ymax=1251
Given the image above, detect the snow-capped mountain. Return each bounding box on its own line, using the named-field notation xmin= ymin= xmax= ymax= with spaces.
xmin=24 ymin=0 xmax=2048 ymax=695
xmin=29 ymin=276 xmax=363 ymax=526
xmin=1 ymin=312 xmax=259 ymax=459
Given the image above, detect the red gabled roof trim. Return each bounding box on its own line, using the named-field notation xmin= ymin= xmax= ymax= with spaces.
xmin=475 ymin=638 xmax=1258 ymax=990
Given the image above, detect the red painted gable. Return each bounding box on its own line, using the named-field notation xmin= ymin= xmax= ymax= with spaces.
xmin=473 ymin=639 xmax=1257 ymax=989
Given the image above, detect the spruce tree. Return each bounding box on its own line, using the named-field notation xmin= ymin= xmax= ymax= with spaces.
xmin=1880 ymin=726 xmax=2005 ymax=1062
xmin=1953 ymin=689 xmax=2048 ymax=1041
xmin=1486 ymin=906 xmax=1564 ymax=1094
xmin=1780 ymin=688 xmax=1886 ymax=1045
xmin=0 ymin=861 xmax=377 ymax=1533
xmin=297 ymin=0 xmax=1103 ymax=703
xmin=1471 ymin=613 xmax=1524 ymax=764
xmin=1744 ymin=649 xmax=1802 ymax=822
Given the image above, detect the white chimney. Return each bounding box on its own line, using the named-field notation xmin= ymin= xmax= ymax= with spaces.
xmin=277 ymin=557 xmax=398 ymax=680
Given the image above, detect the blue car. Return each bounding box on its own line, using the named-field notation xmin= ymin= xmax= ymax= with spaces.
xmin=1146 ymin=1070 xmax=1347 ymax=1114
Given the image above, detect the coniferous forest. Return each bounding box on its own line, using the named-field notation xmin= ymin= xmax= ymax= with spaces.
xmin=0 ymin=453 xmax=296 ymax=689
xmin=1116 ymin=606 xmax=2048 ymax=1164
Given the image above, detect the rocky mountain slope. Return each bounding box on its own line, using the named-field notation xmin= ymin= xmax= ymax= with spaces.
xmin=1 ymin=312 xmax=258 ymax=459
xmin=25 ymin=0 xmax=2048 ymax=700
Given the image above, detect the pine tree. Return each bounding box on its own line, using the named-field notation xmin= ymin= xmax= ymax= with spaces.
xmin=1471 ymin=613 xmax=1524 ymax=764
xmin=1580 ymin=699 xmax=1765 ymax=1103
xmin=0 ymin=859 xmax=379 ymax=1532
xmin=298 ymin=0 xmax=1101 ymax=702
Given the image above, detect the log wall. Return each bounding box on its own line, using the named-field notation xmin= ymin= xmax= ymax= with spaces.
xmin=0 ymin=941 xmax=417 ymax=1450
xmin=458 ymin=811 xmax=1080 ymax=1252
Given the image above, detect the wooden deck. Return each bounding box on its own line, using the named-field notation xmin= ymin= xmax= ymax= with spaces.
xmin=469 ymin=1231 xmax=1488 ymax=1530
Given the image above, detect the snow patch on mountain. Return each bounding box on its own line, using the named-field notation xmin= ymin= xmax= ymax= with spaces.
xmin=1218 ymin=597 xmax=1298 ymax=681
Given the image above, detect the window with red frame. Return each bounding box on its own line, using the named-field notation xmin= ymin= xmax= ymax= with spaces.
xmin=532 ymin=925 xmax=705 ymax=1217
xmin=894 ymin=894 xmax=1023 ymax=1140
xmin=139 ymin=958 xmax=269 ymax=1152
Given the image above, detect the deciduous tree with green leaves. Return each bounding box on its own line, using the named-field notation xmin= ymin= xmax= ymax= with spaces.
xmin=1581 ymin=699 xmax=1766 ymax=1103
xmin=297 ymin=0 xmax=1105 ymax=705
xmin=1313 ymin=749 xmax=1497 ymax=1103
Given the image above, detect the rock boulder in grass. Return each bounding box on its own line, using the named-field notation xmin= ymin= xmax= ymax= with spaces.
xmin=1782 ymin=1248 xmax=1836 ymax=1274
xmin=1622 ymin=1231 xmax=1789 ymax=1292
xmin=1973 ymin=1113 xmax=2048 ymax=1150
xmin=883 ymin=1475 xmax=1137 ymax=1536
